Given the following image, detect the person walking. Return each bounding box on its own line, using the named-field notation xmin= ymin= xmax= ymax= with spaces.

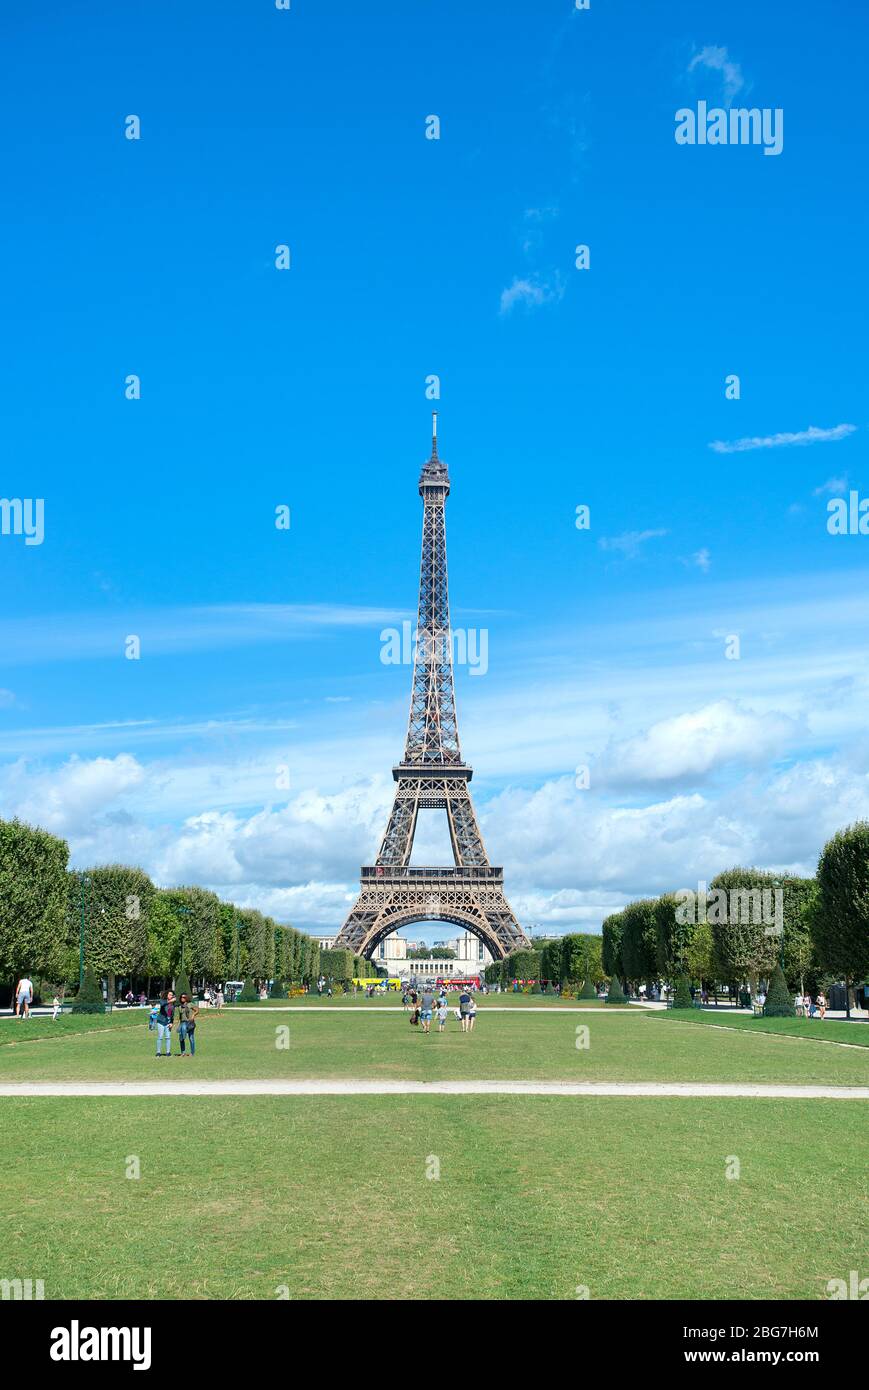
xmin=436 ymin=997 xmax=448 ymax=1033
xmin=468 ymin=994 xmax=477 ymax=1032
xmin=51 ymin=994 xmax=61 ymax=1021
xmin=816 ymin=991 xmax=827 ymax=1019
xmin=419 ymin=988 xmax=434 ymax=1034
xmin=794 ymin=992 xmax=804 ymax=1017
xmin=154 ymin=992 xmax=174 ymax=1057
xmin=178 ymin=994 xmax=199 ymax=1056
xmin=14 ymin=975 xmax=33 ymax=1019
xmin=458 ymin=988 xmax=472 ymax=1032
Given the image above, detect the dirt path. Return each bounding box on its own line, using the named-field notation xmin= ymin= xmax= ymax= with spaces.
xmin=1 ymin=1080 xmax=866 ymax=1099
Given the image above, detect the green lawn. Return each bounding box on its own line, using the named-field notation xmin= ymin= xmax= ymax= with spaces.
xmin=228 ymin=993 xmax=621 ymax=1007
xmin=2 ymin=1095 xmax=865 ymax=1300
xmin=2 ymin=1008 xmax=868 ymax=1085
xmin=652 ymin=1009 xmax=869 ymax=1047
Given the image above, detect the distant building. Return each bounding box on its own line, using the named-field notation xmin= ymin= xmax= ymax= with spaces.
xmin=317 ymin=931 xmax=491 ymax=978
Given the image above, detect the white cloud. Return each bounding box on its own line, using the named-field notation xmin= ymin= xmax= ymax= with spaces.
xmin=599 ymin=528 xmax=668 ymax=558
xmin=601 ymin=699 xmax=801 ymax=785
xmin=499 ymin=275 xmax=565 ymax=316
xmin=690 ymin=548 xmax=711 ymax=572
xmin=813 ymin=476 xmax=847 ymax=496
xmin=688 ymin=45 xmax=744 ymax=103
xmin=710 ymin=424 xmax=856 ymax=454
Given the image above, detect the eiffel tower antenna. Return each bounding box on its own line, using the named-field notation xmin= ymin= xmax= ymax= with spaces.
xmin=431 ymin=409 xmax=438 ymax=457
xmin=333 ymin=417 xmax=530 ymax=962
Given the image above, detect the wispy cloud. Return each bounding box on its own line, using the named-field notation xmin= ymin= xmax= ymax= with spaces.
xmin=709 ymin=424 xmax=857 ymax=454
xmin=0 ymin=602 xmax=408 ymax=667
xmin=689 ymin=548 xmax=711 ymax=573
xmin=688 ymin=45 xmax=744 ymax=104
xmin=599 ymin=528 xmax=668 ymax=559
xmin=813 ymin=476 xmax=847 ymax=496
xmin=499 ymin=274 xmax=565 ymax=316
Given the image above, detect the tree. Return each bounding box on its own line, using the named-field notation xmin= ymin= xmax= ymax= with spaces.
xmin=146 ymin=891 xmax=182 ymax=986
xmin=319 ymin=948 xmax=354 ymax=984
xmin=74 ymin=865 xmax=153 ymax=1002
xmin=813 ymin=825 xmax=869 ymax=1006
xmin=763 ymin=962 xmax=795 ymax=1018
xmin=578 ymin=977 xmax=597 ymax=1000
xmin=505 ymin=949 xmax=540 ymax=982
xmin=0 ymin=819 xmax=70 ymax=981
xmin=619 ymin=899 xmax=658 ymax=987
xmin=708 ymin=868 xmax=782 ymax=995
xmin=238 ymin=977 xmax=258 ymax=1002
xmin=601 ymin=913 xmax=625 ymax=980
xmin=270 ymin=977 xmax=287 ymax=999
xmin=175 ymin=969 xmax=192 ymax=1000
xmin=538 ymin=940 xmax=562 ymax=983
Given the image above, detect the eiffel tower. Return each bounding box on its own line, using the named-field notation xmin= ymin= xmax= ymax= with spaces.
xmin=333 ymin=415 xmax=530 ymax=962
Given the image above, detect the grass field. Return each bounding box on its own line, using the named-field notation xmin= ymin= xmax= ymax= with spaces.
xmin=2 ymin=1095 xmax=865 ymax=1300
xmin=1 ymin=1006 xmax=865 ymax=1300
xmin=2 ymin=1008 xmax=868 ymax=1084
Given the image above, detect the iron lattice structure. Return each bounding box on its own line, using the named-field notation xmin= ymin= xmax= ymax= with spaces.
xmin=333 ymin=416 xmax=530 ymax=962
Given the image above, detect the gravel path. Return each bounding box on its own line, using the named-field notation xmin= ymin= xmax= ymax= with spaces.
xmin=1 ymin=1080 xmax=866 ymax=1099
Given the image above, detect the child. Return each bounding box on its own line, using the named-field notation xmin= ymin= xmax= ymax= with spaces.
xmin=148 ymin=1003 xmax=159 ymax=1031
xmin=436 ymin=1000 xmax=448 ymax=1032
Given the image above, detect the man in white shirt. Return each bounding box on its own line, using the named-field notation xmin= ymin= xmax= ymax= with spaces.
xmin=15 ymin=975 xmax=34 ymax=1019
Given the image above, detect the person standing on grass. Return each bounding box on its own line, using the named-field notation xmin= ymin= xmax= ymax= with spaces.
xmin=178 ymin=994 xmax=199 ymax=1056
xmin=794 ymin=992 xmax=804 ymax=1017
xmin=52 ymin=994 xmax=61 ymax=1021
xmin=14 ymin=975 xmax=33 ymax=1019
xmin=155 ymin=992 xmax=174 ymax=1057
xmin=468 ymin=994 xmax=477 ymax=1031
xmin=419 ymin=988 xmax=434 ymax=1034
xmin=458 ymin=988 xmax=472 ymax=1032
xmin=436 ymin=997 xmax=448 ymax=1033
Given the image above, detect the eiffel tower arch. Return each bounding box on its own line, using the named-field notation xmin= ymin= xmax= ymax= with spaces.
xmin=333 ymin=415 xmax=530 ymax=963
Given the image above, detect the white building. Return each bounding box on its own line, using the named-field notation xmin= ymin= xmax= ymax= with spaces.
xmin=316 ymin=931 xmax=491 ymax=979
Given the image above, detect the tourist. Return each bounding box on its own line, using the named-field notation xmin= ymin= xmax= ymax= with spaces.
xmin=806 ymin=993 xmax=815 ymax=1018
xmin=468 ymin=995 xmax=477 ymax=1031
xmin=436 ymin=998 xmax=448 ymax=1032
xmin=51 ymin=994 xmax=61 ymax=1021
xmin=458 ymin=987 xmax=472 ymax=1032
xmin=178 ymin=994 xmax=199 ymax=1056
xmin=794 ymin=992 xmax=804 ymax=1017
xmin=154 ymin=992 xmax=174 ymax=1057
xmin=14 ymin=974 xmax=33 ymax=1019
xmin=419 ymin=987 xmax=434 ymax=1034
xmin=816 ymin=991 xmax=827 ymax=1019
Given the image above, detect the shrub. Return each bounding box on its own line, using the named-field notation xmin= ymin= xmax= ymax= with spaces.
xmin=70 ymin=967 xmax=106 ymax=1014
xmin=606 ymin=974 xmax=627 ymax=1004
xmin=270 ymin=978 xmax=287 ymax=999
xmin=238 ymin=977 xmax=258 ymax=1002
xmin=578 ymin=978 xmax=597 ymax=1000
xmin=175 ymin=969 xmax=192 ymax=1000
xmin=673 ymin=976 xmax=694 ymax=1009
xmin=763 ymin=962 xmax=795 ymax=1018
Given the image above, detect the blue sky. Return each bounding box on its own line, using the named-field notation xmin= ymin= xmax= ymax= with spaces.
xmin=2 ymin=1 xmax=868 ymax=939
